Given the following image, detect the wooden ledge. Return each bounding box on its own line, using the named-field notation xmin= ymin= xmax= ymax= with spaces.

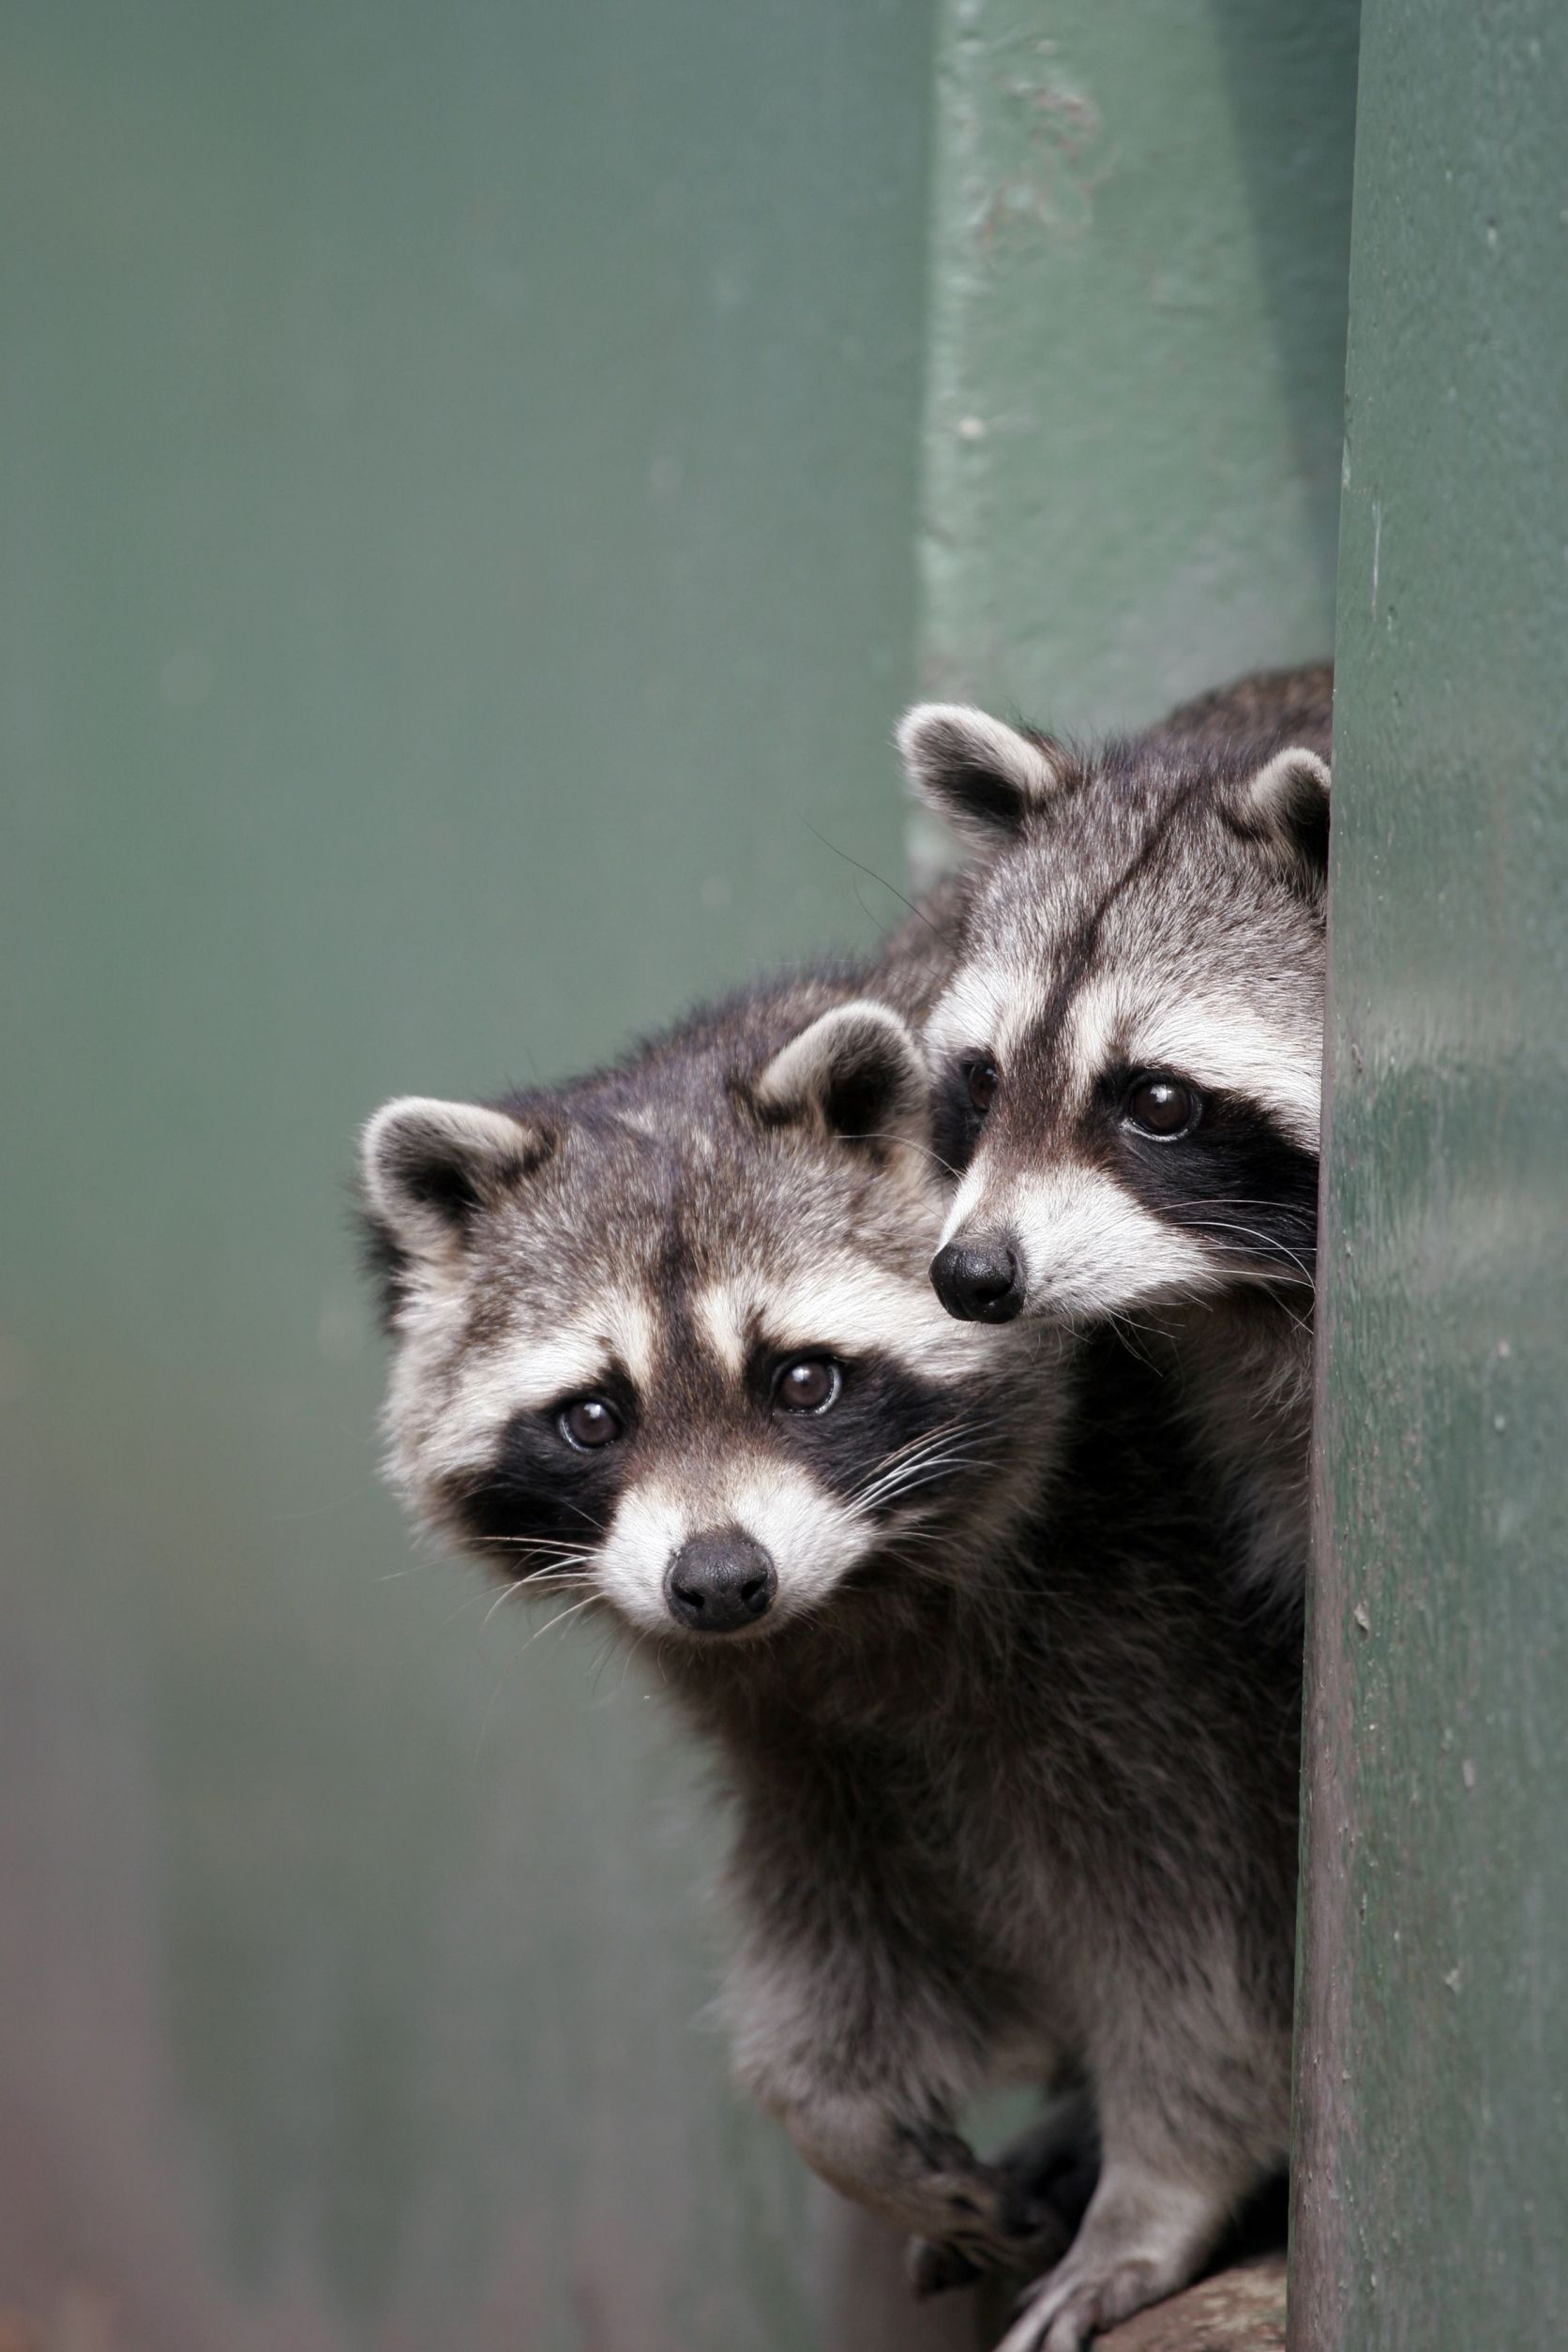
xmin=1097 ymin=2255 xmax=1287 ymax=2350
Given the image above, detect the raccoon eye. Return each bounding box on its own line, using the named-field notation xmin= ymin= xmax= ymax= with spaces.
xmin=558 ymin=1396 xmax=624 ymax=1450
xmin=965 ymin=1059 xmax=998 ymax=1115
xmin=773 ymin=1356 xmax=842 ymax=1414
xmin=1124 ymin=1076 xmax=1200 ymax=1138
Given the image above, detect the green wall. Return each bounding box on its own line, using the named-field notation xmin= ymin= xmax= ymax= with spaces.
xmin=2 ymin=5 xmax=1366 ymax=2348
xmin=916 ymin=0 xmax=1358 ymax=735
xmin=1291 ymin=3 xmax=1568 ymax=2343
xmin=0 ymin=6 xmax=937 ymax=2347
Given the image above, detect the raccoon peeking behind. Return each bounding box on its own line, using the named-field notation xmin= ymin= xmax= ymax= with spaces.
xmin=358 ymin=919 xmax=1301 ymax=2350
xmin=901 ymin=664 xmax=1332 ymax=1606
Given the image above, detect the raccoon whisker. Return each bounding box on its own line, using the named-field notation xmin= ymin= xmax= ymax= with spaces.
xmin=854 ymin=1440 xmax=993 ymax=1496
xmin=852 ymin=883 xmax=900 ymax=941
xmin=1101 ymin=1308 xmax=1168 ymax=1376
xmin=482 ymin=1578 xmax=530 ymax=1630
xmin=1154 ymin=1195 xmax=1304 ymax=1214
xmin=1159 ymin=1209 xmax=1318 ymax=1289
xmin=612 ymin=1622 xmax=669 ymax=1699
xmin=842 ymin=1421 xmax=999 ymax=1507
xmin=848 ymin=1433 xmax=998 ymax=1510
xmin=1231 ymin=1282 xmax=1315 ymax=1337
xmin=852 ymin=1454 xmax=994 ymax=1514
xmin=852 ymin=1473 xmax=971 ymax=1517
xmin=517 ymin=1591 xmax=607 ymax=1651
xmin=854 ymin=1443 xmax=1003 ymax=1504
xmin=476 ymin=1536 xmax=598 ymax=1559
xmin=585 ymin=1620 xmax=633 ymax=1699
xmin=851 ymin=1128 xmax=965 ymax=1182
xmin=861 ymin=1410 xmax=1009 ymax=1469
xmin=870 ymin=1411 xmax=1006 ymax=1462
xmin=440 ymin=1581 xmax=515 ymax=1629
xmin=492 ymin=1574 xmax=601 ymax=1613
xmin=1181 ymin=1219 xmax=1315 ymax=1287
xmin=476 ymin=1556 xmax=600 ymax=1585
xmin=797 ymin=816 xmax=943 ymax=938
xmin=874 ymin=1455 xmax=991 ymax=1498
xmin=848 ymin=1428 xmax=991 ymax=1495
xmin=471 ymin=1591 xmax=607 ymax=1757
xmin=476 ymin=1548 xmax=599 ymax=1569
xmin=535 ymin=1496 xmax=613 ymax=1539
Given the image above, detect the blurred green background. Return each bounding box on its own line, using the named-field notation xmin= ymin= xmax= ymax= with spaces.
xmin=0 ymin=5 xmax=1357 ymax=2346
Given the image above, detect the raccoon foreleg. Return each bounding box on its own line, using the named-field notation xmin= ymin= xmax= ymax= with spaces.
xmin=992 ymin=2155 xmax=1238 ymax=2352
xmin=990 ymin=2035 xmax=1280 ymax=2351
xmin=728 ymin=1950 xmax=1054 ymax=2275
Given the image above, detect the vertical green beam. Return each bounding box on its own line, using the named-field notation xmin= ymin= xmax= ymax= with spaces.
xmin=917 ymin=0 xmax=1359 ymax=737
xmin=1292 ymin=5 xmax=1568 ymax=2344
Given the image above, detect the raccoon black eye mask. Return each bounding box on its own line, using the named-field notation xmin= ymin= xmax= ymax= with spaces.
xmin=935 ymin=1049 xmax=1316 ymax=1323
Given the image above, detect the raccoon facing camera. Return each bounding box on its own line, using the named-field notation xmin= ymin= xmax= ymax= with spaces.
xmin=903 ymin=662 xmax=1333 ymax=1610
xmin=358 ymin=909 xmax=1301 ymax=2348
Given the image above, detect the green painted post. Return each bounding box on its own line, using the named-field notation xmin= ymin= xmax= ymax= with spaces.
xmin=916 ymin=0 xmax=1359 ymax=733
xmin=1290 ymin=4 xmax=1568 ymax=2344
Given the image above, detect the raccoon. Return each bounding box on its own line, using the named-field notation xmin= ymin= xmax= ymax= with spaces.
xmin=358 ymin=932 xmax=1301 ymax=2349
xmin=899 ymin=664 xmax=1332 ymax=1605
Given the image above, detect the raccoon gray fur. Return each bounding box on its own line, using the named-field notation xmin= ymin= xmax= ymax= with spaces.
xmin=359 ymin=915 xmax=1301 ymax=2350
xmin=900 ymin=663 xmax=1332 ymax=1606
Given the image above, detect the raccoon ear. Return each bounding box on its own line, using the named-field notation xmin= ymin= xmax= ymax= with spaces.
xmin=897 ymin=702 xmax=1061 ymax=846
xmin=360 ymin=1095 xmax=551 ymax=1253
xmin=753 ymin=1001 xmax=927 ymax=1152
xmin=1231 ymin=746 xmax=1332 ymax=882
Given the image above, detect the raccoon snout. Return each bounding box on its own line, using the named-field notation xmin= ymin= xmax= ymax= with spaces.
xmin=930 ymin=1234 xmax=1025 ymax=1323
xmin=664 ymin=1530 xmax=778 ymax=1634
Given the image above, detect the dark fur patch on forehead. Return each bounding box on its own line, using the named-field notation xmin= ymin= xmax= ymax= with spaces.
xmin=971 ymin=770 xmax=1220 ymax=1081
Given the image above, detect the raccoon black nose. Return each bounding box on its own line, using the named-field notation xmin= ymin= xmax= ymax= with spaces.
xmin=930 ymin=1235 xmax=1025 ymax=1323
xmin=665 ymin=1530 xmax=778 ymax=1634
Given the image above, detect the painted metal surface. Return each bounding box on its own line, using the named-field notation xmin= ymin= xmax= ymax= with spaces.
xmin=0 ymin=4 xmax=939 ymax=2345
xmin=917 ymin=0 xmax=1360 ymax=735
xmin=1290 ymin=3 xmax=1568 ymax=2344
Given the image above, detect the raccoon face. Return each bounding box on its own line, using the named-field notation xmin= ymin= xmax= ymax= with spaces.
xmin=901 ymin=703 xmax=1329 ymax=1328
xmin=361 ymin=1000 xmax=1037 ymax=1643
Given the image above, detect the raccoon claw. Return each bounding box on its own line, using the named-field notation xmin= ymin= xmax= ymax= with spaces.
xmin=908 ymin=2197 xmax=1075 ymax=2302
xmin=908 ymin=2235 xmax=984 ymax=2298
xmin=993 ymin=2252 xmax=1182 ymax=2352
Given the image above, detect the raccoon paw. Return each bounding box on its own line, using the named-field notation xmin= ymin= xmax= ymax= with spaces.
xmin=907 ymin=2090 xmax=1099 ymax=2300
xmin=907 ymin=2235 xmax=984 ymax=2298
xmin=988 ymin=2158 xmax=1230 ymax=2348
xmin=991 ymin=2243 xmax=1190 ymax=2352
xmin=907 ymin=2199 xmax=1075 ymax=2301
